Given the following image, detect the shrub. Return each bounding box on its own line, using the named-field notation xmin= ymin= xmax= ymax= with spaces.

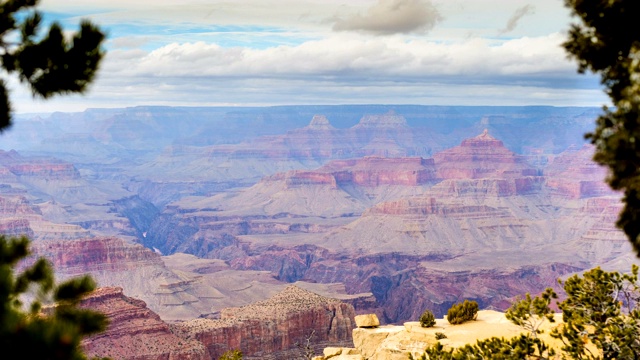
xmin=435 ymin=332 xmax=447 ymax=340
xmin=218 ymin=349 xmax=243 ymax=360
xmin=419 ymin=309 xmax=436 ymax=328
xmin=446 ymin=300 xmax=478 ymax=325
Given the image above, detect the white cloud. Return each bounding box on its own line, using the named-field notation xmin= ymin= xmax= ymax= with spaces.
xmin=9 ymin=0 xmax=598 ymax=113
xmin=103 ymin=33 xmax=573 ymax=81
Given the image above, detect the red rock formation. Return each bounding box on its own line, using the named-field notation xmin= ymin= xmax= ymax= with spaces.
xmin=307 ymin=115 xmax=335 ymax=130
xmin=270 ymin=170 xmax=339 ymax=189
xmin=0 ymin=150 xmax=80 ymax=180
xmin=81 ymin=287 xmax=210 ymax=360
xmin=267 ymin=156 xmax=438 ymax=188
xmin=366 ymin=195 xmax=510 ymax=218
xmin=0 ymin=195 xmax=39 ymax=237
xmin=575 ymin=197 xmax=627 ymax=262
xmin=171 ymin=285 xmax=355 ymax=359
xmin=0 ymin=195 xmax=40 ymax=216
xmin=545 ymin=145 xmax=615 ymax=199
xmin=433 ymin=129 xmax=537 ymax=179
xmin=31 ymin=237 xmax=163 ymax=274
xmin=202 ymin=111 xmax=433 ymax=162
xmin=0 ymin=218 xmax=34 ymax=237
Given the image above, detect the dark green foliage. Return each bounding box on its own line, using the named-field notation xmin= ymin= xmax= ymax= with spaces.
xmin=435 ymin=332 xmax=447 ymax=340
xmin=446 ymin=300 xmax=478 ymax=325
xmin=218 ymin=349 xmax=243 ymax=360
xmin=419 ymin=309 xmax=436 ymax=328
xmin=563 ymin=0 xmax=640 ymax=255
xmin=551 ymin=265 xmax=640 ymax=359
xmin=409 ymin=335 xmax=555 ymax=360
xmin=0 ymin=235 xmax=108 ymax=360
xmin=505 ymin=288 xmax=557 ymax=338
xmin=0 ymin=0 xmax=105 ymax=132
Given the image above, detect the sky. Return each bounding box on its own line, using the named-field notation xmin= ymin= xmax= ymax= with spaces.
xmin=10 ymin=0 xmax=607 ymax=113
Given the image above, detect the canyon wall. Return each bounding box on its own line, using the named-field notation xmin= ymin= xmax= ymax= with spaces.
xmin=80 ymin=287 xmax=210 ymax=360
xmin=172 ymin=285 xmax=356 ymax=359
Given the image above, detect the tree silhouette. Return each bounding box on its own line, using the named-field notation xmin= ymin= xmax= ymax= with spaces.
xmin=563 ymin=0 xmax=640 ymax=254
xmin=0 ymin=0 xmax=105 ymax=132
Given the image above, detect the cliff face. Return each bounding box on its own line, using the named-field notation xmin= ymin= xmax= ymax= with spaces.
xmin=80 ymin=287 xmax=210 ymax=360
xmin=545 ymin=145 xmax=615 ymax=199
xmin=31 ymin=237 xmax=163 ymax=274
xmin=269 ymin=156 xmax=438 ymax=188
xmin=0 ymin=194 xmax=92 ymax=240
xmin=172 ymin=285 xmax=356 ymax=359
xmin=0 ymin=150 xmax=81 ymax=180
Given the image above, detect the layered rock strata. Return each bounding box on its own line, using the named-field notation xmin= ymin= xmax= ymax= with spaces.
xmin=0 ymin=149 xmax=81 ymax=180
xmin=172 ymin=285 xmax=356 ymax=359
xmin=545 ymin=145 xmax=615 ymax=199
xmin=433 ymin=129 xmax=538 ymax=180
xmin=80 ymin=287 xmax=210 ymax=360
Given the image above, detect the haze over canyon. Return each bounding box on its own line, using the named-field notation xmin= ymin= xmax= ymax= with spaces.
xmin=2 ymin=105 xmax=630 ymax=358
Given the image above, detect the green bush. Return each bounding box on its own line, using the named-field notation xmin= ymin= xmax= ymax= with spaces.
xmin=435 ymin=332 xmax=447 ymax=340
xmin=419 ymin=309 xmax=436 ymax=328
xmin=218 ymin=349 xmax=243 ymax=360
xmin=446 ymin=300 xmax=478 ymax=325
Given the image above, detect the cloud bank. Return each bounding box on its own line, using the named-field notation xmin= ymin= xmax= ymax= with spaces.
xmin=106 ymin=33 xmax=572 ymax=81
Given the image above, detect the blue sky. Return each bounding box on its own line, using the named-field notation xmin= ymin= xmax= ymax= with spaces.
xmin=11 ymin=0 xmax=606 ymax=113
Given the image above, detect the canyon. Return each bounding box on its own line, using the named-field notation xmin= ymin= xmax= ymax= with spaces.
xmin=1 ymin=105 xmax=631 ymax=358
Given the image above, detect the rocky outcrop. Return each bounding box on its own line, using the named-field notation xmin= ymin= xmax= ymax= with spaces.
xmin=267 ymin=157 xmax=438 ymax=188
xmin=80 ymin=287 xmax=210 ymax=360
xmin=0 ymin=218 xmax=34 ymax=237
xmin=0 ymin=195 xmax=39 ymax=216
xmin=434 ymin=129 xmax=538 ymax=180
xmin=0 ymin=194 xmax=92 ymax=240
xmin=314 ymin=310 xmax=563 ymax=360
xmin=172 ymin=285 xmax=356 ymax=359
xmin=0 ymin=150 xmax=80 ymax=180
xmin=308 ymin=115 xmax=336 ymax=130
xmin=353 ymin=111 xmax=409 ymax=129
xmin=145 ymin=111 xmax=442 ymax=183
xmin=545 ymin=145 xmax=615 ymax=198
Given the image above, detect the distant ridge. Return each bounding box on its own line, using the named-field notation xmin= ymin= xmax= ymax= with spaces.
xmin=355 ymin=110 xmax=408 ymax=128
